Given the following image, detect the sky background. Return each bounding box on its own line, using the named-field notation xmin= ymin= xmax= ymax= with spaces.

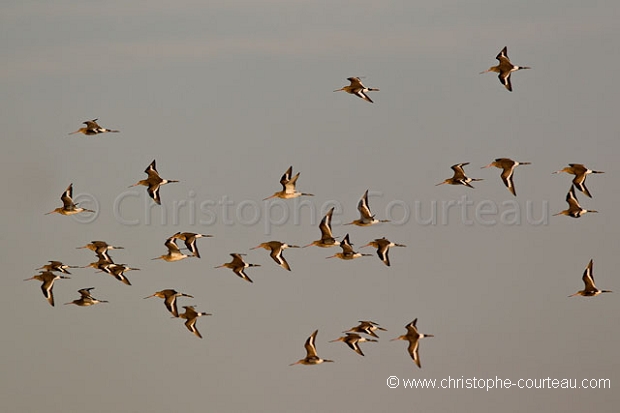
xmin=2 ymin=1 xmax=619 ymax=411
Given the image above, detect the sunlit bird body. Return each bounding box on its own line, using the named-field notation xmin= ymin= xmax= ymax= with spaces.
xmin=346 ymin=190 xmax=390 ymax=226
xmin=171 ymin=232 xmax=212 ymax=258
xmin=144 ymin=289 xmax=194 ymax=317
xmin=69 ymin=118 xmax=119 ymax=135
xmin=45 ymin=183 xmax=95 ymax=216
xmin=152 ymin=237 xmax=193 ymax=262
xmin=178 ymin=305 xmax=211 ymax=338
xmin=264 ymin=166 xmax=313 ymax=200
xmin=344 ymin=320 xmax=387 ymax=339
xmin=129 ymin=159 xmax=179 ymax=205
xmin=361 ymin=237 xmax=406 ymax=267
xmin=77 ymin=241 xmax=124 ymax=262
xmin=36 ymin=260 xmax=78 ymax=275
xmin=569 ymin=259 xmax=612 ymax=297
xmin=303 ymin=207 xmax=339 ymax=248
xmin=334 ymin=77 xmax=379 ymax=103
xmin=329 ymin=333 xmax=377 ymax=356
xmin=290 ymin=330 xmax=334 ymax=366
xmin=436 ymin=163 xmax=483 ymax=189
xmin=81 ymin=257 xmax=114 ymax=272
xmin=65 ymin=287 xmax=108 ymax=306
xmin=215 ymin=253 xmax=260 ymax=283
xmin=553 ymin=164 xmax=604 ymax=198
xmin=482 ymin=158 xmax=530 ymax=196
xmin=24 ymin=271 xmax=70 ymax=307
xmin=391 ymin=318 xmax=434 ymax=368
xmin=99 ymin=263 xmax=139 ymax=286
xmin=251 ymin=241 xmax=299 ymax=271
xmin=326 ymin=234 xmax=372 ymax=260
xmin=480 ymin=47 xmax=530 ymax=91
xmin=554 ymin=186 xmax=598 ymax=218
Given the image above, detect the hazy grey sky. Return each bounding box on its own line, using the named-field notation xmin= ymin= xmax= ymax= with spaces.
xmin=2 ymin=1 xmax=619 ymax=412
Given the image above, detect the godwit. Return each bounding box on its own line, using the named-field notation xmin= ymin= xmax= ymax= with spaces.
xmin=480 ymin=46 xmax=530 ymax=92
xmin=81 ymin=256 xmax=114 ymax=272
xmin=344 ymin=321 xmax=387 ymax=339
xmin=329 ymin=333 xmax=377 ymax=357
xmin=326 ymin=234 xmax=372 ymax=260
xmin=569 ymin=259 xmax=612 ymax=297
xmin=36 ymin=261 xmax=78 ymax=275
xmin=77 ymin=241 xmax=124 ymax=262
xmin=436 ymin=163 xmax=483 ymax=189
xmin=250 ymin=241 xmax=299 ymax=271
xmin=144 ymin=289 xmax=194 ymax=317
xmin=24 ymin=271 xmax=70 ymax=307
xmin=334 ymin=77 xmax=379 ymax=103
xmin=99 ymin=263 xmax=139 ymax=286
xmin=303 ymin=207 xmax=339 ymax=248
xmin=152 ymin=237 xmax=193 ymax=262
xmin=345 ymin=190 xmax=390 ymax=226
xmin=178 ymin=305 xmax=212 ymax=339
xmin=263 ymin=166 xmax=313 ymax=200
xmin=552 ymin=164 xmax=604 ymax=198
xmin=214 ymin=253 xmax=260 ymax=283
xmin=69 ymin=119 xmax=119 ymax=135
xmin=65 ymin=288 xmax=108 ymax=306
xmin=554 ymin=186 xmax=598 ymax=218
xmin=482 ymin=158 xmax=530 ymax=196
xmin=391 ymin=318 xmax=434 ymax=368
xmin=361 ymin=237 xmax=406 ymax=267
xmin=290 ymin=330 xmax=334 ymax=366
xmin=45 ymin=183 xmax=95 ymax=216
xmin=171 ymin=232 xmax=212 ymax=258
xmin=129 ymin=160 xmax=179 ymax=205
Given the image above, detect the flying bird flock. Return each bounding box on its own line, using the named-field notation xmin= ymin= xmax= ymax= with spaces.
xmin=29 ymin=47 xmax=611 ymax=371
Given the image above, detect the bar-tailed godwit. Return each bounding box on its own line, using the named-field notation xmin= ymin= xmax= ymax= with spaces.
xmin=99 ymin=263 xmax=139 ymax=285
xmin=171 ymin=232 xmax=212 ymax=258
xmin=391 ymin=318 xmax=434 ymax=368
xmin=24 ymin=271 xmax=70 ymax=307
xmin=345 ymin=190 xmax=390 ymax=226
xmin=36 ymin=261 xmax=78 ymax=275
xmin=69 ymin=119 xmax=119 ymax=135
xmin=303 ymin=207 xmax=339 ymax=248
xmin=552 ymin=164 xmax=604 ymax=198
xmin=334 ymin=77 xmax=379 ymax=103
xmin=152 ymin=237 xmax=193 ymax=262
xmin=64 ymin=288 xmax=108 ymax=306
xmin=144 ymin=289 xmax=194 ymax=317
xmin=436 ymin=163 xmax=483 ymax=189
xmin=569 ymin=259 xmax=612 ymax=297
xmin=329 ymin=333 xmax=377 ymax=356
xmin=290 ymin=330 xmax=334 ymax=366
xmin=250 ymin=241 xmax=299 ymax=271
xmin=77 ymin=241 xmax=124 ymax=262
xmin=554 ymin=186 xmax=598 ymax=218
xmin=178 ymin=305 xmax=212 ymax=339
xmin=480 ymin=47 xmax=530 ymax=91
xmin=361 ymin=237 xmax=406 ymax=267
xmin=326 ymin=234 xmax=372 ymax=260
xmin=344 ymin=321 xmax=387 ymax=339
xmin=214 ymin=253 xmax=260 ymax=283
xmin=264 ymin=166 xmax=313 ymax=200
xmin=129 ymin=160 xmax=179 ymax=205
xmin=482 ymin=158 xmax=530 ymax=196
xmin=45 ymin=184 xmax=95 ymax=216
